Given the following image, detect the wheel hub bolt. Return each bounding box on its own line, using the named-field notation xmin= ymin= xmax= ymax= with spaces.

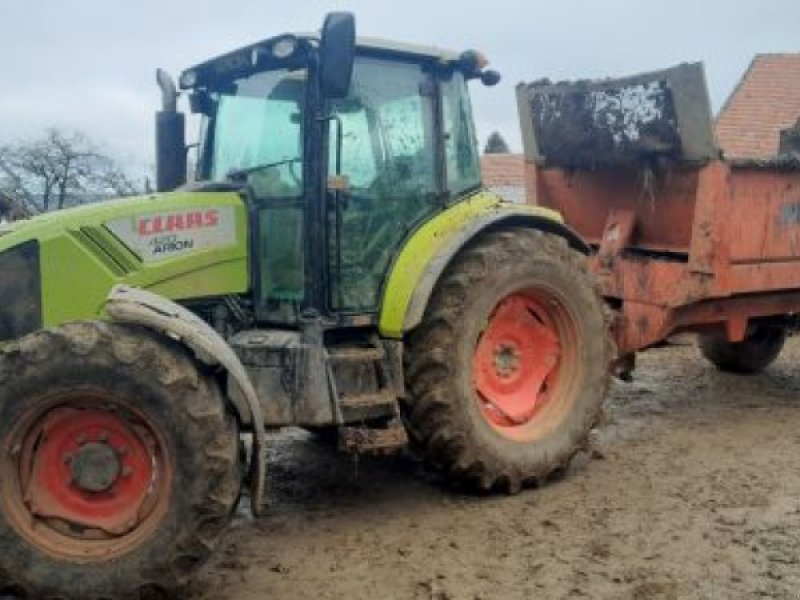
xmin=70 ymin=442 xmax=121 ymax=493
xmin=494 ymin=343 xmax=520 ymax=377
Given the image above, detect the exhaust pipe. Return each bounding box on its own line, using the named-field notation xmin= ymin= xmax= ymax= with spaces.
xmin=156 ymin=68 xmax=178 ymax=113
xmin=155 ymin=69 xmax=187 ymax=192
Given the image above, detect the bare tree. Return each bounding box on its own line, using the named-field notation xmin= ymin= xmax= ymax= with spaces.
xmin=0 ymin=151 xmax=38 ymax=214
xmin=0 ymin=128 xmax=142 ymax=215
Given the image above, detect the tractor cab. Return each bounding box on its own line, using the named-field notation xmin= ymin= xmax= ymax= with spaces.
xmin=158 ymin=14 xmax=499 ymax=327
xmin=145 ymin=13 xmax=510 ymax=443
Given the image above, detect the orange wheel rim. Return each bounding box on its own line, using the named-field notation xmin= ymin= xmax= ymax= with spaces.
xmin=472 ymin=290 xmax=579 ymax=442
xmin=1 ymin=390 xmax=172 ymax=562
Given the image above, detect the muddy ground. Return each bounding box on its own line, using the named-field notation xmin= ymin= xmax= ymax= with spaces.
xmin=193 ymin=337 xmax=800 ymax=600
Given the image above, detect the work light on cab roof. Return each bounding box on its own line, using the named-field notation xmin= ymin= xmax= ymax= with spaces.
xmin=270 ymin=35 xmax=299 ymax=60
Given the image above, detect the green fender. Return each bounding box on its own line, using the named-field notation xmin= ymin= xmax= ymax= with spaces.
xmin=378 ymin=190 xmax=588 ymax=339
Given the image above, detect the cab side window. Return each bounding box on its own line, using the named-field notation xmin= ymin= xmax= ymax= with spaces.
xmin=441 ymin=72 xmax=482 ymax=197
xmin=328 ymin=57 xmax=439 ymax=312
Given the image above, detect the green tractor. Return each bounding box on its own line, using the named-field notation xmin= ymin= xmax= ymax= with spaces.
xmin=0 ymin=13 xmax=612 ymax=599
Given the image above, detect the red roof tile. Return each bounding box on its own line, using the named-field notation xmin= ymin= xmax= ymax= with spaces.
xmin=716 ymin=53 xmax=800 ymax=159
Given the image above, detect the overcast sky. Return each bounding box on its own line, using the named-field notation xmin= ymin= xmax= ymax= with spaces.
xmin=1 ymin=0 xmax=798 ymax=175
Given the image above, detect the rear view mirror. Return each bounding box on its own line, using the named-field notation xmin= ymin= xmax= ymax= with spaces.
xmin=319 ymin=12 xmax=356 ymax=99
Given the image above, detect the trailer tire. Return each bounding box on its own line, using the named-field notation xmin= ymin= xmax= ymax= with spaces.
xmin=0 ymin=321 xmax=242 ymax=600
xmin=699 ymin=325 xmax=786 ymax=374
xmin=403 ymin=228 xmax=614 ymax=493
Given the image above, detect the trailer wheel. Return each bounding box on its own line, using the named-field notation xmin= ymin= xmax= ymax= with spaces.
xmin=699 ymin=325 xmax=786 ymax=374
xmin=404 ymin=229 xmax=614 ymax=493
xmin=0 ymin=321 xmax=241 ymax=600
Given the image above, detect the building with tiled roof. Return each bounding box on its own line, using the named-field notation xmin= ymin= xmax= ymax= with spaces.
xmin=480 ymin=153 xmax=526 ymax=203
xmin=716 ymin=53 xmax=800 ymax=159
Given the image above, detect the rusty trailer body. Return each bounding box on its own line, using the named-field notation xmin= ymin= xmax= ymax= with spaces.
xmin=518 ymin=63 xmax=800 ymax=359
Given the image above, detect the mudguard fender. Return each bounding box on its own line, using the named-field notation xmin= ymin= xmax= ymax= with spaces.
xmin=379 ymin=195 xmax=588 ymax=338
xmin=104 ymin=284 xmax=267 ymax=516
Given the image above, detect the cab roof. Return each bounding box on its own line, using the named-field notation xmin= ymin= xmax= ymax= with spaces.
xmin=297 ymin=33 xmax=461 ymax=62
xmin=180 ymin=32 xmax=461 ymax=89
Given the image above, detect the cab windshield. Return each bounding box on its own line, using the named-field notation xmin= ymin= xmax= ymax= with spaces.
xmin=205 ymin=68 xmax=306 ymax=198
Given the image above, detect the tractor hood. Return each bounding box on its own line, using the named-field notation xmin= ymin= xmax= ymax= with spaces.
xmin=0 ymin=190 xmax=249 ymax=341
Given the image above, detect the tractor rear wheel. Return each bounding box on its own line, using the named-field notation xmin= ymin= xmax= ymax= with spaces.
xmin=699 ymin=325 xmax=786 ymax=374
xmin=0 ymin=321 xmax=242 ymax=600
xmin=404 ymin=229 xmax=614 ymax=493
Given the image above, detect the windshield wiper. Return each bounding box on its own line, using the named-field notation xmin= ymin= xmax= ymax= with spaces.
xmin=226 ymin=157 xmax=300 ymax=181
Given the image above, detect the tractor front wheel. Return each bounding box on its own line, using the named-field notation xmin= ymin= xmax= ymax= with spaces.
xmin=0 ymin=322 xmax=241 ymax=600
xmin=404 ymin=229 xmax=614 ymax=493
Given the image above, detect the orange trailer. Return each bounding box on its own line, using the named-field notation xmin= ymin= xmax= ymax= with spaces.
xmin=517 ymin=63 xmax=800 ymax=374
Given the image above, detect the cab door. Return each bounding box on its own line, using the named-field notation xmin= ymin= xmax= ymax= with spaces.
xmin=209 ymin=68 xmax=309 ymax=324
xmin=326 ymin=56 xmax=441 ymax=314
